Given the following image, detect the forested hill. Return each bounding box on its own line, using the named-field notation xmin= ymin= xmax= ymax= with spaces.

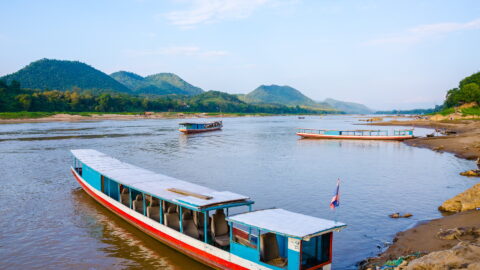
xmin=443 ymin=71 xmax=480 ymax=108
xmin=110 ymin=71 xmax=203 ymax=96
xmin=244 ymin=85 xmax=320 ymax=107
xmin=323 ymin=98 xmax=374 ymax=114
xmin=0 ymin=59 xmax=131 ymax=93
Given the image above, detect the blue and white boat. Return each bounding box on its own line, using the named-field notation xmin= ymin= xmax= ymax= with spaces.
xmin=71 ymin=149 xmax=346 ymax=270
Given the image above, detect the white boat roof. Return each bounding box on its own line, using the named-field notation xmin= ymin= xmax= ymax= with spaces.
xmin=71 ymin=149 xmax=250 ymax=210
xmin=227 ymin=209 xmax=346 ymax=240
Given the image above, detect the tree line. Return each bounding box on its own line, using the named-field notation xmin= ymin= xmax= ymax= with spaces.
xmin=0 ymin=80 xmax=333 ymax=114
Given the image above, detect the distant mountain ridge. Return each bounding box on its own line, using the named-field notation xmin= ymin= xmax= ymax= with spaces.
xmin=110 ymin=71 xmax=203 ymax=96
xmin=0 ymin=59 xmax=131 ymax=93
xmin=244 ymin=85 xmax=319 ymax=106
xmin=322 ymin=98 xmax=374 ymax=114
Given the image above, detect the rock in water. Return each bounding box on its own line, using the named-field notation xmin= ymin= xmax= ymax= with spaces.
xmin=460 ymin=170 xmax=480 ymax=177
xmin=439 ymin=183 xmax=480 ymax=212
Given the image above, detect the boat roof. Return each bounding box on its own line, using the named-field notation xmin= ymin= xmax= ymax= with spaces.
xmin=179 ymin=121 xmax=221 ymax=125
xmin=227 ymin=208 xmax=346 ymax=240
xmin=71 ymin=149 xmax=251 ymax=211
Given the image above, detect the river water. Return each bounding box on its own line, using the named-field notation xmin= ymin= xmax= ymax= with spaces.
xmin=0 ymin=115 xmax=476 ymax=269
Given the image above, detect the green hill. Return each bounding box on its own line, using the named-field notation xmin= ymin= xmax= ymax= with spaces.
xmin=1 ymin=59 xmax=131 ymax=93
xmin=110 ymin=71 xmax=203 ymax=96
xmin=245 ymin=85 xmax=318 ymax=106
xmin=323 ymin=98 xmax=373 ymax=114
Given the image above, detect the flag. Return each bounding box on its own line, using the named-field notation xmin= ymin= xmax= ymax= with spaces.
xmin=330 ymin=179 xmax=340 ymax=209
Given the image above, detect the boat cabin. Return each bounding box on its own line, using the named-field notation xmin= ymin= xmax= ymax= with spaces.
xmin=227 ymin=209 xmax=345 ymax=270
xmin=178 ymin=121 xmax=223 ymax=133
xmin=71 ymin=149 xmax=253 ymax=244
xmin=71 ymin=149 xmax=346 ymax=270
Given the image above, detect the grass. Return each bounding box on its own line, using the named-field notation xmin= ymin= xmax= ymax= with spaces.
xmin=461 ymin=106 xmax=480 ymax=116
xmin=0 ymin=111 xmax=56 ymax=119
xmin=0 ymin=111 xmax=143 ymax=119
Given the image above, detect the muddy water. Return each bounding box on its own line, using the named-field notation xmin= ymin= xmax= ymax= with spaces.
xmin=0 ymin=116 xmax=476 ymax=269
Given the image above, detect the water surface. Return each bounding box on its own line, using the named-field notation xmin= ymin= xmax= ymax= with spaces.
xmin=0 ymin=115 xmax=476 ymax=269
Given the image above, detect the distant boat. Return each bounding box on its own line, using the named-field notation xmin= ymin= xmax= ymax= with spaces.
xmin=298 ymin=116 xmax=305 ymax=119
xmin=70 ymin=149 xmax=346 ymax=270
xmin=179 ymin=121 xmax=222 ymax=134
xmin=297 ymin=129 xmax=414 ymax=140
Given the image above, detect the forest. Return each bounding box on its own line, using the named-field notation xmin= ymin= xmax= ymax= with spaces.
xmin=0 ymin=80 xmax=332 ymax=115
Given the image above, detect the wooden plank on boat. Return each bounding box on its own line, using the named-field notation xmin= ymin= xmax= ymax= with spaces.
xmin=167 ymin=188 xmax=213 ymax=200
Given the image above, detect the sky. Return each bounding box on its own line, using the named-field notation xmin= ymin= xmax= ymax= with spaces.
xmin=1 ymin=0 xmax=480 ymax=110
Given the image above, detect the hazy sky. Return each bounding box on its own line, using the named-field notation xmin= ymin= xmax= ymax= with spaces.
xmin=1 ymin=0 xmax=480 ymax=110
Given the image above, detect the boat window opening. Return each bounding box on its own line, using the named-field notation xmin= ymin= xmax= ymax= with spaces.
xmin=211 ymin=209 xmax=230 ymax=249
xmin=130 ymin=189 xmax=143 ymax=213
xmin=193 ymin=211 xmax=208 ymax=241
xmin=73 ymin=158 xmax=82 ymax=176
xmin=232 ymin=223 xmax=258 ymax=249
xmin=147 ymin=196 xmax=160 ymax=222
xmin=300 ymin=232 xmax=331 ymax=269
xmin=260 ymin=232 xmax=288 ymax=268
xmin=103 ymin=177 xmax=119 ymax=201
xmin=164 ymin=203 xmax=180 ymax=231
xmin=182 ymin=209 xmax=200 ymax=239
xmin=119 ymin=186 xmax=130 ymax=207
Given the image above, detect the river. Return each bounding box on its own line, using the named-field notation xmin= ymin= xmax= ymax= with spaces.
xmin=0 ymin=115 xmax=475 ymax=269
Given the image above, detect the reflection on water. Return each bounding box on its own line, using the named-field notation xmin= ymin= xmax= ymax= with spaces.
xmin=0 ymin=116 xmax=477 ymax=269
xmin=71 ymin=189 xmax=208 ymax=270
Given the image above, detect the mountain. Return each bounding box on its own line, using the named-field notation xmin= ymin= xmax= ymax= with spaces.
xmin=244 ymin=85 xmax=319 ymax=106
xmin=0 ymin=59 xmax=131 ymax=93
xmin=110 ymin=71 xmax=203 ymax=96
xmin=146 ymin=73 xmax=203 ymax=95
xmin=323 ymin=98 xmax=374 ymax=114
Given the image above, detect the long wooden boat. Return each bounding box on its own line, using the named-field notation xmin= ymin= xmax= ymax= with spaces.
xmin=71 ymin=149 xmax=346 ymax=270
xmin=179 ymin=121 xmax=223 ymax=134
xmin=297 ymin=129 xmax=414 ymax=141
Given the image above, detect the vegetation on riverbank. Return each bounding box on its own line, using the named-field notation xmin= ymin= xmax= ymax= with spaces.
xmin=0 ymin=80 xmax=335 ymax=115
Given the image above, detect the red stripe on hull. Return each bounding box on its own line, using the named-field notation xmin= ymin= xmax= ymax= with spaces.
xmin=71 ymin=169 xmax=248 ymax=270
xmin=179 ymin=127 xmax=222 ymax=134
xmin=296 ymin=133 xmax=413 ymax=141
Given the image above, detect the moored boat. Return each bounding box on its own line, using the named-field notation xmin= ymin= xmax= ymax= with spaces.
xmin=297 ymin=129 xmax=414 ymax=140
xmin=71 ymin=149 xmax=346 ymax=270
xmin=179 ymin=121 xmax=222 ymax=134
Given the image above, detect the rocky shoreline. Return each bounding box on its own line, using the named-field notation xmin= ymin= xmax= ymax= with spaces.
xmin=361 ymin=118 xmax=480 ymax=269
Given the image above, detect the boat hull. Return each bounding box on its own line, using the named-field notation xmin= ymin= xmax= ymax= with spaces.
xmin=70 ymin=168 xmax=263 ymax=270
xmin=296 ymin=132 xmax=413 ymax=141
xmin=179 ymin=127 xmax=222 ymax=134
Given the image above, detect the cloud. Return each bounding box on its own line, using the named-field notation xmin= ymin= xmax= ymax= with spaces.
xmin=366 ymin=18 xmax=480 ymax=46
xmin=165 ymin=0 xmax=273 ymax=28
xmin=126 ymin=46 xmax=229 ymax=58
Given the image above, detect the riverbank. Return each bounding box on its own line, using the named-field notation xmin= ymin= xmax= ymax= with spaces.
xmin=0 ymin=112 xmax=277 ymax=124
xmin=361 ymin=118 xmax=480 ymax=269
xmin=369 ymin=119 xmax=480 ymax=160
xmin=360 ymin=210 xmax=480 ymax=269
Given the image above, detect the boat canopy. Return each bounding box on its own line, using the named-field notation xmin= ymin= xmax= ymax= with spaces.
xmin=179 ymin=121 xmax=219 ymax=125
xmin=227 ymin=209 xmax=346 ymax=240
xmin=71 ymin=149 xmax=252 ymax=210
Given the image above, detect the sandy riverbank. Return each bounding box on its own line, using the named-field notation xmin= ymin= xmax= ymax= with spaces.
xmin=0 ymin=112 xmax=266 ymax=124
xmin=361 ymin=118 xmax=480 ymax=269
xmin=369 ymin=119 xmax=480 ymax=160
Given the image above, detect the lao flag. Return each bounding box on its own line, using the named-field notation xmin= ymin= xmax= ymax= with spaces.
xmin=330 ymin=179 xmax=340 ymax=209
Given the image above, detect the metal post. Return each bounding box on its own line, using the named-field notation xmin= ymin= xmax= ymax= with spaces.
xmin=204 ymin=211 xmax=208 ymax=243
xmin=248 ymin=205 xmax=252 ymax=212
xmin=257 ymin=228 xmax=261 ymax=253
xmin=179 ymin=207 xmax=183 ymax=233
xmin=143 ymin=193 xmax=146 ymax=216
xmin=117 ymin=184 xmax=121 ymax=202
xmin=226 ymin=208 xmax=229 ymax=216
xmin=229 ymin=221 xmax=233 ymax=243
xmin=160 ymin=200 xmax=163 ymax=224
xmin=129 ymin=189 xmax=132 ymax=209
